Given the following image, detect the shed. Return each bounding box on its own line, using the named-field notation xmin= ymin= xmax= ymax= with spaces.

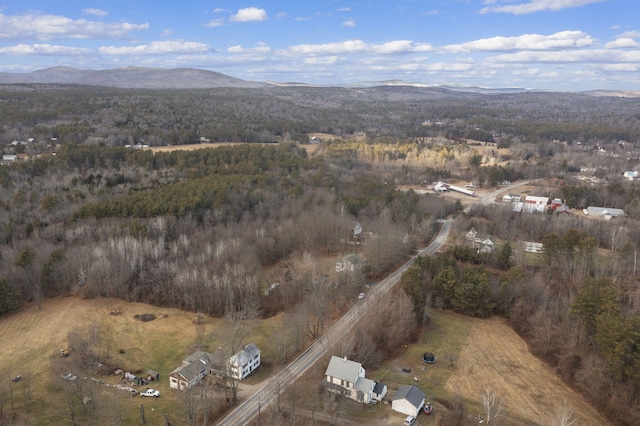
xmin=372 ymin=381 xmax=388 ymax=401
xmin=147 ymin=369 xmax=160 ymax=380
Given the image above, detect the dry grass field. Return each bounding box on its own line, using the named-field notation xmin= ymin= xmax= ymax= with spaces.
xmin=0 ymin=297 xmax=282 ymax=425
xmin=147 ymin=141 xmax=275 ymax=153
xmin=0 ymin=297 xmax=610 ymax=425
xmin=446 ymin=315 xmax=609 ymax=426
xmin=354 ymin=311 xmax=609 ymax=426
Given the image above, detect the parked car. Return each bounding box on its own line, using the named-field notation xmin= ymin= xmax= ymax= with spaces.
xmin=61 ymin=373 xmax=77 ymax=381
xmin=404 ymin=415 xmax=416 ymax=425
xmin=140 ymin=389 xmax=160 ymax=397
xmin=358 ymin=293 xmax=365 ymax=299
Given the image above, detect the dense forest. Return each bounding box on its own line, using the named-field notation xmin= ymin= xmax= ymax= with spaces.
xmin=1 ymin=84 xmax=639 ymax=148
xmin=1 ymin=83 xmax=640 ymax=424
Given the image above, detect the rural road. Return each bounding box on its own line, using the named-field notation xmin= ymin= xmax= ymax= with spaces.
xmin=217 ymin=219 xmax=454 ymax=426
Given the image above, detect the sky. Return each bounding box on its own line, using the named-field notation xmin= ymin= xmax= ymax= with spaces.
xmin=0 ymin=1 xmax=638 ymax=91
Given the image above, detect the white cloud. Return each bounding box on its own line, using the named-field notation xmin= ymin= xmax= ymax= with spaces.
xmin=342 ymin=19 xmax=356 ymax=27
xmin=487 ymin=49 xmax=640 ymax=63
xmin=480 ymin=0 xmax=605 ymax=15
xmin=295 ymin=17 xmax=312 ymax=21
xmin=82 ymin=8 xmax=108 ymax=17
xmin=287 ymin=40 xmax=431 ymax=55
xmin=441 ymin=31 xmax=594 ymax=53
xmin=227 ymin=43 xmax=272 ymax=54
xmin=602 ymin=63 xmax=638 ymax=71
xmin=99 ymin=41 xmax=211 ymax=55
xmin=618 ymin=30 xmax=640 ymax=38
xmin=0 ymin=12 xmax=148 ymax=40
xmin=605 ymin=38 xmax=639 ymax=48
xmin=336 ymin=7 xmax=352 ymax=12
xmin=230 ymin=7 xmax=268 ymax=22
xmin=372 ymin=40 xmax=432 ymax=54
xmin=304 ymin=56 xmax=339 ymax=65
xmin=0 ymin=43 xmax=92 ymax=55
xmin=161 ymin=29 xmax=174 ymax=37
xmin=205 ymin=18 xmax=224 ymax=27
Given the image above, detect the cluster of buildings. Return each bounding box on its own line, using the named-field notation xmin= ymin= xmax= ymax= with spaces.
xmin=323 ymin=355 xmax=427 ymax=418
xmin=505 ymin=194 xmax=624 ymax=219
xmin=169 ymin=343 xmax=261 ymax=391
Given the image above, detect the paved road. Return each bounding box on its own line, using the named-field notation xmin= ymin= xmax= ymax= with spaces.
xmin=217 ymin=219 xmax=454 ymax=426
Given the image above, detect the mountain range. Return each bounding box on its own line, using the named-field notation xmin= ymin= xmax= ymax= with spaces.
xmin=0 ymin=66 xmax=529 ymax=93
xmin=0 ymin=67 xmax=638 ymax=97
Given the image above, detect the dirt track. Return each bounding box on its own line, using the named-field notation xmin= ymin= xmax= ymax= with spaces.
xmin=446 ymin=316 xmax=610 ymax=425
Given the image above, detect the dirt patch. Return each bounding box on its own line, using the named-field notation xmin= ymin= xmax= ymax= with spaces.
xmin=445 ymin=316 xmax=610 ymax=425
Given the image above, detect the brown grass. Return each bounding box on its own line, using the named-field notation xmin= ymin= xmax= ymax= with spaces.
xmin=0 ymin=297 xmax=284 ymax=424
xmin=445 ymin=315 xmax=610 ymax=425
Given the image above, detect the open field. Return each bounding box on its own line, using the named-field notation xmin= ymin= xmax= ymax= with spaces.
xmin=341 ymin=310 xmax=609 ymax=425
xmin=0 ymin=298 xmax=610 ymax=425
xmin=0 ymin=297 xmax=283 ymax=425
xmin=147 ymin=141 xmax=277 ymax=153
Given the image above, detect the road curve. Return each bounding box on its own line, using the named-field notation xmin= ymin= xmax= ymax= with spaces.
xmin=217 ymin=219 xmax=454 ymax=426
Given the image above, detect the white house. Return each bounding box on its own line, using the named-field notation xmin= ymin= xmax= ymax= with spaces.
xmin=228 ymin=343 xmax=261 ymax=380
xmin=169 ymin=351 xmax=214 ymax=390
xmin=324 ymin=355 xmax=376 ymax=403
xmin=392 ymin=385 xmax=426 ymax=417
xmin=336 ymin=253 xmax=363 ymax=272
xmin=623 ymin=171 xmax=638 ymax=181
xmin=478 ymin=237 xmax=495 ymax=254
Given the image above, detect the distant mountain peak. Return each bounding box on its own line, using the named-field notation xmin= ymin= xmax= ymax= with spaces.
xmin=0 ymin=66 xmax=266 ymax=89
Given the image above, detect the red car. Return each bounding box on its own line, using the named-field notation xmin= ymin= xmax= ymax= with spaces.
xmin=423 ymin=402 xmax=433 ymax=414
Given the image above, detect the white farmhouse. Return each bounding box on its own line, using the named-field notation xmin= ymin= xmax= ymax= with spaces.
xmin=228 ymin=343 xmax=261 ymax=380
xmin=324 ymin=355 xmax=376 ymax=403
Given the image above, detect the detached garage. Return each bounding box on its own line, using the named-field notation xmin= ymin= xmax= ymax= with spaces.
xmin=392 ymin=385 xmax=426 ymax=418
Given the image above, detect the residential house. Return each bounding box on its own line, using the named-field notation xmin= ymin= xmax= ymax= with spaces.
xmin=324 ymin=355 xmax=376 ymax=404
xmin=465 ymin=227 xmax=479 ymax=245
xmin=169 ymin=351 xmax=214 ymax=390
xmin=392 ymin=385 xmax=426 ymax=417
xmin=624 ymin=171 xmax=638 ymax=181
xmin=336 ymin=253 xmax=363 ymax=272
xmin=228 ymin=343 xmax=261 ymax=380
xmin=465 ymin=227 xmax=495 ymax=253
xmin=2 ymin=154 xmax=17 ymax=163
xmin=550 ymin=198 xmax=571 ymax=214
xmin=478 ymin=237 xmax=495 ymax=254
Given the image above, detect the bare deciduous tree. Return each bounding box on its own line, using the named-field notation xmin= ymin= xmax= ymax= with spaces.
xmin=481 ymin=387 xmax=503 ymax=424
xmin=551 ymin=399 xmax=576 ymax=426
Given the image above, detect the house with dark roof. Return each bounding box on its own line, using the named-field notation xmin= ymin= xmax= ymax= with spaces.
xmin=169 ymin=351 xmax=215 ymax=390
xmin=228 ymin=343 xmax=261 ymax=380
xmin=392 ymin=385 xmax=426 ymax=417
xmin=324 ymin=355 xmax=376 ymax=403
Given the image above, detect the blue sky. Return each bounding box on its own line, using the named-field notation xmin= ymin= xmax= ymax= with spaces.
xmin=0 ymin=1 xmax=638 ymax=91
